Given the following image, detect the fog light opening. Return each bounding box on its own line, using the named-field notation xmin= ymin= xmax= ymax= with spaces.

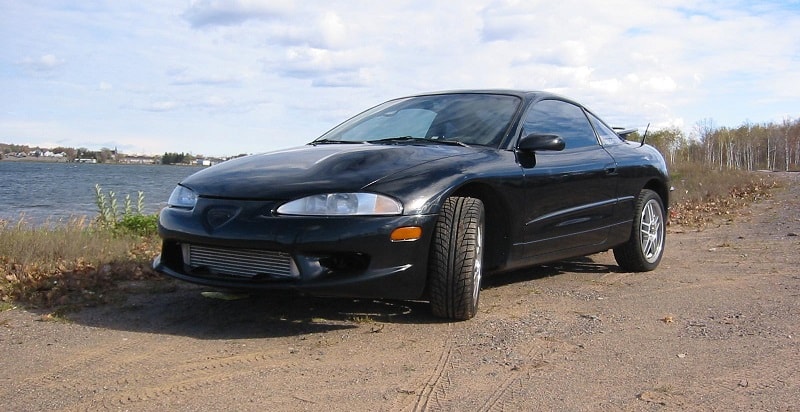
xmin=391 ymin=226 xmax=422 ymax=242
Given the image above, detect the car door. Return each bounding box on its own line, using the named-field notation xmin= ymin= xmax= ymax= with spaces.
xmin=518 ymin=99 xmax=619 ymax=259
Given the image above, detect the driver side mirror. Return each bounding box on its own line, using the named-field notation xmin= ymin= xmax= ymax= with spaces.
xmin=517 ymin=133 xmax=566 ymax=152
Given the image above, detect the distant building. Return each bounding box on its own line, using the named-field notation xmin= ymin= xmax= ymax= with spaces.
xmin=120 ymin=155 xmax=158 ymax=165
xmin=195 ymin=157 xmax=225 ymax=166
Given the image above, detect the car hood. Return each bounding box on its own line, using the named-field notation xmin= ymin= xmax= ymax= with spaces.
xmin=180 ymin=143 xmax=476 ymax=199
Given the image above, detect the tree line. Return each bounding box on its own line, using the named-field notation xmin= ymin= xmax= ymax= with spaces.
xmin=642 ymin=117 xmax=799 ymax=171
xmin=159 ymin=152 xmax=195 ymax=165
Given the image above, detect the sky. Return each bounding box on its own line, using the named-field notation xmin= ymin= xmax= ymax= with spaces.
xmin=1 ymin=0 xmax=799 ymax=157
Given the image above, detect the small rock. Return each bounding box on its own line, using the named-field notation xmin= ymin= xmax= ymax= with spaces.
xmin=787 ymin=232 xmax=798 ymax=237
xmin=738 ymin=379 xmax=749 ymax=387
xmin=677 ymin=353 xmax=687 ymax=358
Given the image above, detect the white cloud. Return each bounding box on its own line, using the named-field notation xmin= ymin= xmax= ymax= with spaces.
xmin=317 ymin=12 xmax=348 ymax=49
xmin=146 ymin=101 xmax=180 ymax=112
xmin=277 ymin=46 xmax=381 ymax=82
xmin=182 ymin=0 xmax=295 ymax=28
xmin=17 ymin=54 xmax=65 ymax=74
xmin=641 ymin=76 xmax=678 ymax=93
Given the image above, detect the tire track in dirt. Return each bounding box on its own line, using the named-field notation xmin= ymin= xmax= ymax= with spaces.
xmin=12 ymin=336 xmax=150 ymax=406
xmin=68 ymin=349 xmax=292 ymax=411
xmin=384 ymin=323 xmax=455 ymax=412
xmin=11 ymin=332 xmax=294 ymax=412
xmin=412 ymin=338 xmax=454 ymax=411
xmin=19 ymin=336 xmax=137 ymax=388
xmin=476 ymin=337 xmax=582 ymax=411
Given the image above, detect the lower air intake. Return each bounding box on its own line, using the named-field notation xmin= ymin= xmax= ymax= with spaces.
xmin=183 ymin=244 xmax=298 ymax=279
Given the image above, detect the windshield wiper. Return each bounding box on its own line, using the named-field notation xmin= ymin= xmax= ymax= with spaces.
xmin=309 ymin=139 xmax=366 ymax=145
xmin=368 ymin=136 xmax=468 ymax=147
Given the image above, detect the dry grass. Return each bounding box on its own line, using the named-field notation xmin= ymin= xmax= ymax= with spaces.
xmin=668 ymin=163 xmax=779 ymax=227
xmin=0 ymin=217 xmax=160 ymax=309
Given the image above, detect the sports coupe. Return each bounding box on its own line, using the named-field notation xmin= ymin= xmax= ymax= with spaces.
xmin=154 ymin=90 xmax=669 ymax=320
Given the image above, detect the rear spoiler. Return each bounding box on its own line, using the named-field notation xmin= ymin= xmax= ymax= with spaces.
xmin=613 ymin=124 xmax=650 ymax=147
xmin=613 ymin=127 xmax=638 ymax=137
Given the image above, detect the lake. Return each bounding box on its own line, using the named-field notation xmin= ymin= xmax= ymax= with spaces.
xmin=0 ymin=161 xmax=205 ymax=225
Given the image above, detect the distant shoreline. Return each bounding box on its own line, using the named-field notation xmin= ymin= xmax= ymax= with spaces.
xmin=0 ymin=155 xmax=69 ymax=163
xmin=0 ymin=155 xmax=200 ymax=166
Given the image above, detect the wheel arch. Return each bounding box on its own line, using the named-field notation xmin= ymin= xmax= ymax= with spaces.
xmin=448 ymin=182 xmax=512 ymax=272
xmin=642 ymin=178 xmax=670 ymax=213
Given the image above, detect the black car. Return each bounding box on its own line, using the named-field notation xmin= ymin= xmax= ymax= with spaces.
xmin=154 ymin=90 xmax=669 ymax=320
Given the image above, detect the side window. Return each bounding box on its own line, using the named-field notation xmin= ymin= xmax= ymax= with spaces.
xmin=587 ymin=112 xmax=623 ymax=146
xmin=522 ymin=100 xmax=599 ymax=149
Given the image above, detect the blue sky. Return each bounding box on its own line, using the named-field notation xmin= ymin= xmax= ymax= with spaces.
xmin=1 ymin=0 xmax=799 ymax=157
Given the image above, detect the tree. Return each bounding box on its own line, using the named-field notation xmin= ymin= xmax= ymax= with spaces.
xmin=161 ymin=152 xmax=194 ymax=165
xmin=648 ymin=127 xmax=684 ymax=166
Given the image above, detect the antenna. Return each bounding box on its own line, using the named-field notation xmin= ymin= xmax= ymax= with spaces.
xmin=640 ymin=123 xmax=650 ymax=147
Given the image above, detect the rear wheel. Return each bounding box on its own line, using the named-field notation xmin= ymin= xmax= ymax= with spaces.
xmin=428 ymin=197 xmax=485 ymax=320
xmin=614 ymin=189 xmax=665 ymax=272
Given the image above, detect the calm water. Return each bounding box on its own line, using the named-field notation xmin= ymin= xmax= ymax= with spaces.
xmin=0 ymin=161 xmax=204 ymax=225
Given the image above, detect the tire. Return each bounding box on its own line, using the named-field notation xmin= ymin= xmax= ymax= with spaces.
xmin=613 ymin=189 xmax=666 ymax=272
xmin=428 ymin=197 xmax=485 ymax=320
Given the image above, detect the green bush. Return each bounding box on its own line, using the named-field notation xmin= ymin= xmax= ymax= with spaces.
xmin=94 ymin=184 xmax=159 ymax=236
xmin=117 ymin=213 xmax=159 ymax=237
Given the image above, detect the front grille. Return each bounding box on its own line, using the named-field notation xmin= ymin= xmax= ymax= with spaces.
xmin=182 ymin=244 xmax=299 ymax=279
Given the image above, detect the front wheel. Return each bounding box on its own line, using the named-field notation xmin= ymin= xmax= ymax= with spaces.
xmin=428 ymin=197 xmax=485 ymax=320
xmin=614 ymin=189 xmax=665 ymax=272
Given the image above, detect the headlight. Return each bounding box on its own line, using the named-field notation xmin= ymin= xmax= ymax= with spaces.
xmin=167 ymin=185 xmax=198 ymax=209
xmin=277 ymin=193 xmax=402 ymax=216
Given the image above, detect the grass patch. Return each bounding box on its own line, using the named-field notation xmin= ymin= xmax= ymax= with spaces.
xmin=668 ymin=163 xmax=779 ymax=227
xmin=0 ymin=217 xmax=161 ymax=308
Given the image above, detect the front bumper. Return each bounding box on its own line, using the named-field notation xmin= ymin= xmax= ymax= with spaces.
xmin=153 ymin=197 xmax=437 ymax=300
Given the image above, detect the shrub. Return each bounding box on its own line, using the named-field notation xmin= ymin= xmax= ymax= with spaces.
xmin=94 ymin=184 xmax=159 ymax=236
xmin=117 ymin=214 xmax=159 ymax=237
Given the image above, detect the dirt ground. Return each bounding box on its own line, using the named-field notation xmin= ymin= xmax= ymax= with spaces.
xmin=1 ymin=173 xmax=798 ymax=412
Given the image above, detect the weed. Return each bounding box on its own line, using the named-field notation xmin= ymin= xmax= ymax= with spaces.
xmin=94 ymin=184 xmax=158 ymax=236
xmin=39 ymin=309 xmax=73 ymax=323
xmin=350 ymin=315 xmax=375 ymax=323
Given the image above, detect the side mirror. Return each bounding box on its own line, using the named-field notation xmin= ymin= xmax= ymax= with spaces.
xmin=517 ymin=133 xmax=565 ymax=152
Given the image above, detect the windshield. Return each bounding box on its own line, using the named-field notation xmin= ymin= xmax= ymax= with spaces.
xmin=315 ymin=93 xmax=522 ymax=147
